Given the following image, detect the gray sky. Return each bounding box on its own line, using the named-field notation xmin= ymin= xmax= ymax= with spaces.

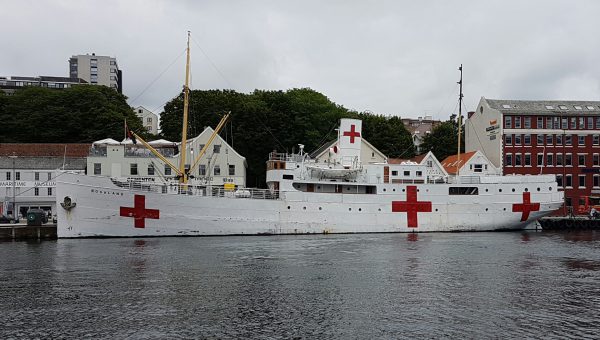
xmin=2 ymin=0 xmax=600 ymax=120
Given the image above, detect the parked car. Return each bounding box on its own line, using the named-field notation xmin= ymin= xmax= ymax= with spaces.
xmin=0 ymin=215 xmax=15 ymax=224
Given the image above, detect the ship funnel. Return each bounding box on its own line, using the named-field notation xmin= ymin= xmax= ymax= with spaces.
xmin=338 ymin=118 xmax=362 ymax=167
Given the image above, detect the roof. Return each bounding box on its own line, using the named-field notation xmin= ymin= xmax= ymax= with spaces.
xmin=0 ymin=144 xmax=91 ymax=158
xmin=0 ymin=157 xmax=86 ymax=170
xmin=387 ymin=153 xmax=427 ymax=165
xmin=440 ymin=151 xmax=477 ymax=175
xmin=483 ymin=98 xmax=600 ymax=114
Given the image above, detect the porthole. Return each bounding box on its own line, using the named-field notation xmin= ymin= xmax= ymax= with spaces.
xmin=549 ymin=187 xmax=552 ymax=191
xmin=383 ymin=188 xmax=387 ymax=192
xmin=426 ymin=189 xmax=429 ymax=192
xmin=349 ymin=208 xmax=352 ymax=211
xmin=485 ymin=208 xmax=488 ymax=211
xmin=417 ymin=189 xmax=420 ymax=192
xmin=525 ymin=188 xmax=528 ymax=192
xmin=435 ymin=208 xmax=438 ymax=212
xmin=402 ymin=189 xmax=406 ymax=192
xmin=287 ymin=206 xmax=291 ymax=210
xmin=499 ymin=189 xmax=503 ymax=192
xmin=358 ymin=208 xmax=362 ymax=212
xmin=512 ymin=188 xmax=515 ymax=192
xmin=319 ymin=207 xmax=322 ymax=210
xmin=537 ymin=187 xmax=540 ymax=192
xmin=485 ymin=188 xmax=488 ymax=192
xmin=303 ymin=207 xmax=306 ymax=210
xmin=378 ymin=208 xmax=381 ymax=212
xmin=317 ymin=186 xmax=321 ymax=189
xmin=503 ymin=208 xmax=506 ymax=211
xmin=393 ymin=188 xmax=396 ymax=192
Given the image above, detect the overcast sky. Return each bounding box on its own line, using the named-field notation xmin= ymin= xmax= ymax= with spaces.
xmin=2 ymin=0 xmax=600 ymax=120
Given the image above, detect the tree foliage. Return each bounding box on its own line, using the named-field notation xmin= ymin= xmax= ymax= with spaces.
xmin=160 ymin=88 xmax=415 ymax=187
xmin=420 ymin=114 xmax=465 ymax=161
xmin=0 ymin=86 xmax=145 ymax=143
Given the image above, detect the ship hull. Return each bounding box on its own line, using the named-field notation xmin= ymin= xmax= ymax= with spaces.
xmin=56 ymin=173 xmax=563 ymax=238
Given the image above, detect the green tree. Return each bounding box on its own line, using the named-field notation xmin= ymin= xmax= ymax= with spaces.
xmin=420 ymin=115 xmax=464 ymax=161
xmin=0 ymin=85 xmax=144 ymax=143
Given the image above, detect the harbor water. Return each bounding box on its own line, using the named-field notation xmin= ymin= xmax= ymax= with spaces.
xmin=1 ymin=231 xmax=600 ymax=339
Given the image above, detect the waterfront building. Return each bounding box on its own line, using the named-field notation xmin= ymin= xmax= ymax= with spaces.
xmin=0 ymin=76 xmax=87 ymax=95
xmin=88 ymin=127 xmax=247 ymax=187
xmin=440 ymin=150 xmax=500 ymax=176
xmin=69 ymin=53 xmax=122 ymax=93
xmin=0 ymin=144 xmax=89 ymax=218
xmin=133 ymin=106 xmax=159 ymax=134
xmin=401 ymin=115 xmax=441 ymax=154
xmin=389 ymin=151 xmax=448 ymax=179
xmin=310 ymin=138 xmax=387 ymax=164
xmin=466 ymin=98 xmax=600 ymax=214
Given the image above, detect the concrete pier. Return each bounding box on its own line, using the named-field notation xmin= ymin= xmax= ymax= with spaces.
xmin=0 ymin=223 xmax=57 ymax=240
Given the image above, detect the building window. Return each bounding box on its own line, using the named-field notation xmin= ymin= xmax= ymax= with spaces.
xmin=524 ymin=154 xmax=531 ymax=166
xmin=556 ymin=154 xmax=563 ymax=166
xmin=546 ymin=154 xmax=553 ymax=167
xmin=537 ymin=134 xmax=543 ymax=146
xmin=6 ymin=172 xmax=10 ymax=181
xmin=214 ymin=165 xmax=221 ymax=176
xmin=537 ymin=154 xmax=543 ymax=167
xmin=594 ymin=175 xmax=600 ymax=188
xmin=404 ymin=171 xmax=411 ymax=176
xmin=148 ymin=164 xmax=154 ymax=176
xmin=594 ymin=154 xmax=600 ymax=166
xmin=94 ymin=163 xmax=101 ymax=175
xmin=48 ymin=188 xmax=52 ymax=196
xmin=579 ymin=175 xmax=586 ymax=188
xmin=147 ymin=117 xmax=152 ymax=123
xmin=505 ymin=153 xmax=513 ymax=166
xmin=524 ymin=117 xmax=531 ymax=129
xmin=565 ymin=135 xmax=572 ymax=145
xmin=566 ymin=175 xmax=573 ymax=188
xmin=199 ymin=165 xmax=206 ymax=176
xmin=557 ymin=175 xmax=563 ymax=187
xmin=578 ymin=154 xmax=586 ymax=166
xmin=505 ymin=116 xmax=512 ymax=128
xmin=537 ymin=117 xmax=543 ymax=128
xmin=213 ymin=145 xmax=221 ymax=153
xmin=515 ymin=154 xmax=522 ymax=166
xmin=505 ymin=135 xmax=512 ymax=145
xmin=515 ymin=117 xmax=521 ymax=128
xmin=15 ymin=172 xmax=20 ymax=180
xmin=546 ymin=117 xmax=552 ymax=129
xmin=523 ymin=134 xmax=531 ymax=145
xmin=588 ymin=117 xmax=594 ymax=129
xmin=579 ymin=135 xmax=586 ymax=146
xmin=35 ymin=172 xmax=39 ymax=181
xmin=594 ymin=135 xmax=599 ymax=145
xmin=515 ymin=134 xmax=522 ymax=145
xmin=48 ymin=172 xmax=52 ymax=180
xmin=556 ymin=135 xmax=562 ymax=145
xmin=570 ymin=118 xmax=576 ymax=129
xmin=229 ymin=164 xmax=235 ymax=176
xmin=34 ymin=187 xmax=39 ymax=196
xmin=553 ymin=117 xmax=560 ymax=129
xmin=596 ymin=117 xmax=600 ymax=129
xmin=579 ymin=117 xmax=585 ymax=129
xmin=546 ymin=135 xmax=553 ymax=145
xmin=566 ymin=154 xmax=572 ymax=166
xmin=164 ymin=165 xmax=171 ymax=176
xmin=130 ymin=163 xmax=138 ymax=175
xmin=562 ymin=117 xmax=568 ymax=129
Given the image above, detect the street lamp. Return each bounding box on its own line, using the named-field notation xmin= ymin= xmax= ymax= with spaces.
xmin=8 ymin=153 xmax=17 ymax=222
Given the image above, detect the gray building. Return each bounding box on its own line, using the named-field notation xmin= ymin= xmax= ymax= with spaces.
xmin=69 ymin=53 xmax=122 ymax=93
xmin=0 ymin=76 xmax=87 ymax=95
xmin=0 ymin=144 xmax=89 ymax=219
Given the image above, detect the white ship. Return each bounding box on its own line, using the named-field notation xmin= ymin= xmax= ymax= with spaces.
xmin=55 ymin=37 xmax=563 ymax=238
xmin=56 ymin=116 xmax=563 ymax=237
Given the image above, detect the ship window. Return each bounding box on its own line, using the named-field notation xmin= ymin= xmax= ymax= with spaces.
xmin=148 ymin=164 xmax=154 ymax=176
xmin=283 ymin=174 xmax=293 ymax=180
xmin=404 ymin=171 xmax=410 ymax=176
xmin=449 ymin=187 xmax=479 ymax=195
xmin=130 ymin=163 xmax=138 ymax=175
xmin=392 ymin=171 xmax=398 ymax=176
xmin=416 ymin=171 xmax=422 ymax=177
xmin=164 ymin=165 xmax=171 ymax=176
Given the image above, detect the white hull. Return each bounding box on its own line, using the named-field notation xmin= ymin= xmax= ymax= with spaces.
xmin=56 ymin=172 xmax=563 ymax=238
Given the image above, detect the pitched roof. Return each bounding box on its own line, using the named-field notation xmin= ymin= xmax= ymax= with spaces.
xmin=387 ymin=153 xmax=427 ymax=165
xmin=483 ymin=98 xmax=600 ymax=114
xmin=0 ymin=144 xmax=91 ymax=158
xmin=440 ymin=151 xmax=477 ymax=175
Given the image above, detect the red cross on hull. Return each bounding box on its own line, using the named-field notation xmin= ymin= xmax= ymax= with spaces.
xmin=512 ymin=191 xmax=540 ymax=222
xmin=120 ymin=194 xmax=160 ymax=228
xmin=392 ymin=186 xmax=432 ymax=228
xmin=343 ymin=124 xmax=361 ymax=143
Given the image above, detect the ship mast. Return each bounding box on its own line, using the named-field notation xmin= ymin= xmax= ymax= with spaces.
xmin=179 ymin=31 xmax=192 ymax=184
xmin=456 ymin=64 xmax=463 ymax=177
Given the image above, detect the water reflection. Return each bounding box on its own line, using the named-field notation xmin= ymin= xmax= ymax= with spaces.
xmin=563 ymin=258 xmax=600 ymax=271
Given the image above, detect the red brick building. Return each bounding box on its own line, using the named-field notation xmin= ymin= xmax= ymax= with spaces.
xmin=466 ymin=98 xmax=600 ymax=215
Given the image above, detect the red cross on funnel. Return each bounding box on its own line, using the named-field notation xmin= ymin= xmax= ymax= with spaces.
xmin=392 ymin=186 xmax=432 ymax=228
xmin=343 ymin=124 xmax=361 ymax=144
xmin=512 ymin=191 xmax=540 ymax=222
xmin=120 ymin=194 xmax=160 ymax=228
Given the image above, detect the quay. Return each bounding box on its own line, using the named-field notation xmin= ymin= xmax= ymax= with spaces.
xmin=0 ymin=223 xmax=57 ymax=240
xmin=539 ymin=217 xmax=600 ymax=231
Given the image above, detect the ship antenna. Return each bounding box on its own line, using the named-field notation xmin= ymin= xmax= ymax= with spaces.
xmin=179 ymin=30 xmax=191 ymax=184
xmin=456 ymin=64 xmax=463 ymax=177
